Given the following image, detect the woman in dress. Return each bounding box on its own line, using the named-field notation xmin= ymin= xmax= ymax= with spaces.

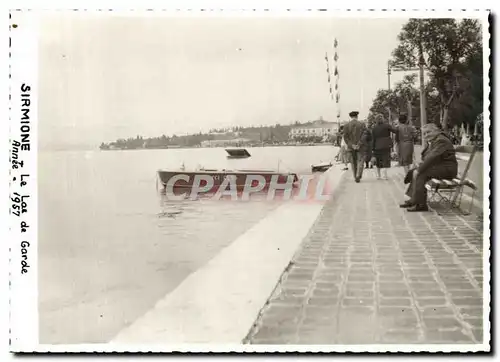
xmin=335 ymin=126 xmax=349 ymax=170
xmin=395 ymin=114 xmax=417 ymax=174
xmin=371 ymin=114 xmax=396 ymax=180
xmin=364 ymin=120 xmax=374 ymax=169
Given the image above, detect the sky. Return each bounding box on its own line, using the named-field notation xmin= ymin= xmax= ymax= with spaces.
xmin=38 ymin=13 xmax=410 ymax=150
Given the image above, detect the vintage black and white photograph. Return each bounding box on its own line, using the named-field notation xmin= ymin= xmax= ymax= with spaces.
xmin=8 ymin=9 xmax=490 ymax=352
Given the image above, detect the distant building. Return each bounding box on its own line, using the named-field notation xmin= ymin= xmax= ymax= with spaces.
xmin=200 ymin=138 xmax=253 ymax=148
xmin=289 ymin=120 xmax=342 ymax=139
xmin=205 ymin=132 xmax=241 ymax=141
xmin=208 ymin=132 xmax=227 ymax=137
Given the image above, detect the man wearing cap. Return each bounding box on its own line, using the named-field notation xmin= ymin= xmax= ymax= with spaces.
xmin=343 ymin=111 xmax=368 ymax=183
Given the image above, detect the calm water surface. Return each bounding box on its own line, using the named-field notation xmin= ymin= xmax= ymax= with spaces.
xmin=38 ymin=145 xmax=338 ymax=343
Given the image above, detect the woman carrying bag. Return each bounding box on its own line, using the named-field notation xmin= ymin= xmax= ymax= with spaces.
xmin=371 ymin=114 xmax=397 ymax=180
xmin=395 ymin=114 xmax=417 ymax=174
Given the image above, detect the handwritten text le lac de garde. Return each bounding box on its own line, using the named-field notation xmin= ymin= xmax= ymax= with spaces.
xmin=11 ymin=84 xmax=32 ymax=274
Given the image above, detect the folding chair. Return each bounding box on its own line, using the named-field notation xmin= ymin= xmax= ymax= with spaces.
xmin=425 ymin=145 xmax=478 ymax=215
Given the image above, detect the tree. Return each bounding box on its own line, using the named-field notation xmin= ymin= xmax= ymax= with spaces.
xmin=369 ymin=89 xmax=400 ymax=120
xmin=99 ymin=142 xmax=109 ymax=150
xmin=425 ymin=80 xmax=442 ymax=127
xmin=393 ymin=74 xmax=419 ymax=121
xmin=391 ymin=18 xmax=482 ymax=132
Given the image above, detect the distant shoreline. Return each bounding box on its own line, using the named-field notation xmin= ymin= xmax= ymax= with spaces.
xmin=39 ymin=143 xmax=338 ymax=152
xmin=98 ymin=143 xmax=336 ymax=151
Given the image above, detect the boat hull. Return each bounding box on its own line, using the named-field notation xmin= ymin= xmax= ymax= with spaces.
xmin=157 ymin=169 xmax=298 ymax=192
xmin=226 ymin=155 xmax=250 ymax=159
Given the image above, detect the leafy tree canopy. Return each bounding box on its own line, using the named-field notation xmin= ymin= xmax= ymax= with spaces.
xmin=383 ymin=18 xmax=483 ymax=131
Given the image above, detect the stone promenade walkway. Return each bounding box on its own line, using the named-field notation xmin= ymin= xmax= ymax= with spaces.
xmin=245 ymin=167 xmax=485 ymax=345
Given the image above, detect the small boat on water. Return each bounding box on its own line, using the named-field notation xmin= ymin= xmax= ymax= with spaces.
xmin=225 ymin=148 xmax=251 ymax=159
xmin=311 ymin=162 xmax=333 ymax=172
xmin=157 ymin=168 xmax=299 ymax=192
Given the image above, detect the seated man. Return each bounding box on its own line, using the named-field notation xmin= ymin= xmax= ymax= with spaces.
xmin=400 ymin=123 xmax=458 ymax=212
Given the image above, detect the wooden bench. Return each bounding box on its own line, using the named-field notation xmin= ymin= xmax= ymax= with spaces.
xmin=425 ymin=145 xmax=478 ymax=215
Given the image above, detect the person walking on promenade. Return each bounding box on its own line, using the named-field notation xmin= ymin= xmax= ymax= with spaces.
xmin=336 ymin=127 xmax=343 ymax=147
xmin=400 ymin=123 xmax=458 ymax=212
xmin=334 ymin=126 xmax=349 ymax=170
xmin=371 ymin=113 xmax=396 ymax=180
xmin=364 ymin=119 xmax=374 ymax=169
xmin=343 ymin=111 xmax=367 ymax=183
xmin=339 ymin=139 xmax=350 ymax=171
xmin=395 ymin=114 xmax=417 ymax=174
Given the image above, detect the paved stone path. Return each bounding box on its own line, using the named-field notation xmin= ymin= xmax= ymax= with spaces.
xmin=245 ymin=167 xmax=485 ymax=345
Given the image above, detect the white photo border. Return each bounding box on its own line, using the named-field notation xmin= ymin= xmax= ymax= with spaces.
xmin=7 ymin=7 xmax=491 ymax=353
xmin=9 ymin=10 xmax=39 ymax=353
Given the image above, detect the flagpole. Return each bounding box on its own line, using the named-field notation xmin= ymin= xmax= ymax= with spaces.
xmin=325 ymin=51 xmax=334 ymax=124
xmin=333 ymin=38 xmax=340 ymax=130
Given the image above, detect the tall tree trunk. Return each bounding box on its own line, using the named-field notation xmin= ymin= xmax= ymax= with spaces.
xmin=407 ymin=100 xmax=413 ymax=122
xmin=440 ymin=89 xmax=456 ymax=133
xmin=439 ymin=105 xmax=444 ymax=127
xmin=442 ymin=106 xmax=450 ymax=133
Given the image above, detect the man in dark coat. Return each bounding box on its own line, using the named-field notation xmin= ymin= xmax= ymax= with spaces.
xmin=343 ymin=111 xmax=368 ymax=183
xmin=401 ymin=123 xmax=458 ymax=212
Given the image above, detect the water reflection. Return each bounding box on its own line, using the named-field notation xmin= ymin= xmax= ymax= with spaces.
xmin=39 ymin=146 xmax=339 ymax=343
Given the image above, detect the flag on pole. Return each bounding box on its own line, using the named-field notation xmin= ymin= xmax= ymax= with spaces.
xmin=325 ymin=52 xmax=334 ymax=100
xmin=333 ymin=38 xmax=340 ymax=123
xmin=326 ymin=39 xmax=342 ymax=121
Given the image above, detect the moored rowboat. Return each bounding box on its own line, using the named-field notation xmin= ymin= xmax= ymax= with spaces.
xmin=225 ymin=148 xmax=251 ymax=159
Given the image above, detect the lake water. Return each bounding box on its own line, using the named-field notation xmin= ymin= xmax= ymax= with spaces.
xmin=38 ymin=145 xmax=339 ymax=344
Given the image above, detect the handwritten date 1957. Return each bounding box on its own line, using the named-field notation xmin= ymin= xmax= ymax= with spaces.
xmin=11 ymin=192 xmax=29 ymax=217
